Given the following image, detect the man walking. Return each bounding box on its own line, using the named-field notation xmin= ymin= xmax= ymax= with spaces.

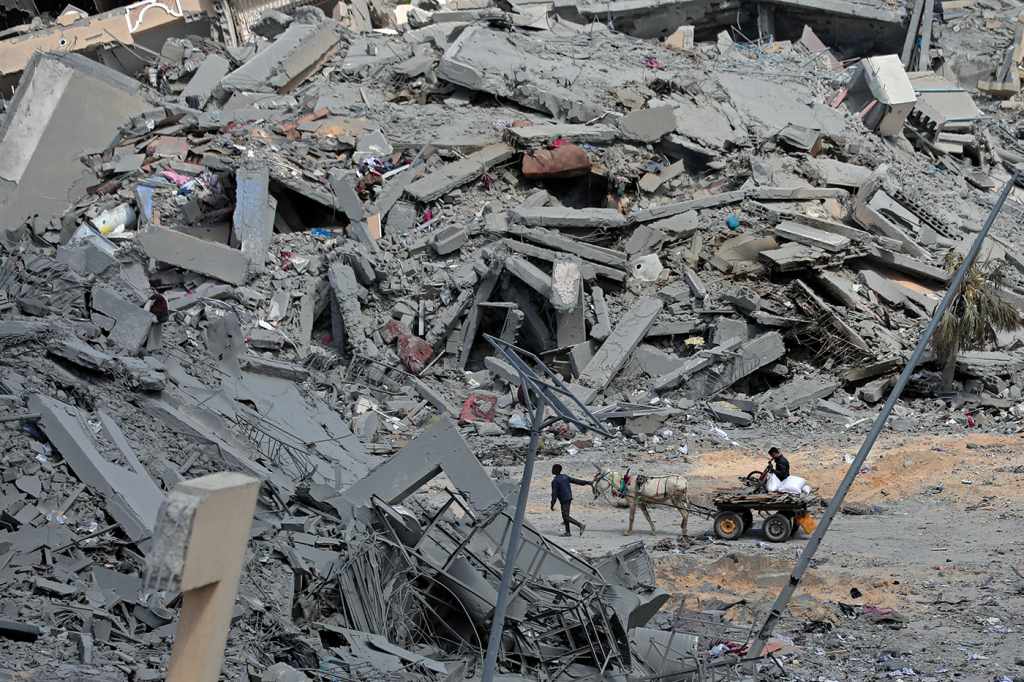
xmin=550 ymin=464 xmax=588 ymax=537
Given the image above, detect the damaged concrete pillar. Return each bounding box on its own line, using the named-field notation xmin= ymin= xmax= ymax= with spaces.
xmin=551 ymin=259 xmax=585 ymax=347
xmin=232 ymin=168 xmax=277 ymax=275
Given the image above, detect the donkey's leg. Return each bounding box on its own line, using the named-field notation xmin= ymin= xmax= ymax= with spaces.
xmin=678 ymin=490 xmax=689 ymax=536
xmin=640 ymin=502 xmax=657 ymax=535
xmin=625 ymin=495 xmax=636 ymax=536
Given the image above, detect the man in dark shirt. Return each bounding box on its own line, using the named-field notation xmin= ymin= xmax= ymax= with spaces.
xmin=550 ymin=464 xmax=588 ymax=537
xmin=768 ymin=446 xmax=790 ymax=482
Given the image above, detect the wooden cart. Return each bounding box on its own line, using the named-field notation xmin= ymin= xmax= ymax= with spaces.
xmin=709 ymin=491 xmax=817 ymax=543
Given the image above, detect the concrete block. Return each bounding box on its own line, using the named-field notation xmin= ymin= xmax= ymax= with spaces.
xmin=432 ymin=225 xmax=469 ymax=255
xmin=647 ymin=211 xmax=699 ymax=237
xmin=510 ymin=206 xmax=627 ymax=230
xmin=138 ymin=227 xmax=249 ymax=285
xmin=618 ymin=106 xmax=677 ymax=142
xmin=405 ymin=143 xmax=514 ymax=202
xmin=579 ymin=296 xmax=663 ymax=391
xmin=713 ymin=317 xmax=748 ymax=344
xmin=506 ymin=123 xmax=620 ymax=146
xmin=632 ymin=344 xmax=687 ymax=376
xmin=775 ymin=221 xmax=851 ymax=252
xmin=757 ymin=378 xmax=839 ymax=416
xmin=708 ymin=401 xmax=753 ymax=426
xmin=91 ymin=286 xmax=156 ymax=355
xmin=180 ymin=54 xmax=230 ymax=108
xmin=858 ymin=375 xmax=895 ymax=403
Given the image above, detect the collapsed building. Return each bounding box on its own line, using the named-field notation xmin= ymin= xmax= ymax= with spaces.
xmin=3 ymin=0 xmax=1024 ymax=677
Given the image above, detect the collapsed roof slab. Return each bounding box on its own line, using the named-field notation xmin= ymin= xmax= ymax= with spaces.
xmin=0 ymin=53 xmax=149 ymax=230
xmin=438 ymin=25 xmax=647 ymax=122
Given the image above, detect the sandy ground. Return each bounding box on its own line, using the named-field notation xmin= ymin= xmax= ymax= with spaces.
xmin=441 ymin=431 xmax=1024 ymax=679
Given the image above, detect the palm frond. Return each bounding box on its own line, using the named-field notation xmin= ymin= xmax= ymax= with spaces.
xmin=931 ymin=251 xmax=1023 ymax=365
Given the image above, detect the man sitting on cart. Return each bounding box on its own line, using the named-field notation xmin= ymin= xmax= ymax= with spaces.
xmin=768 ymin=446 xmax=790 ymax=482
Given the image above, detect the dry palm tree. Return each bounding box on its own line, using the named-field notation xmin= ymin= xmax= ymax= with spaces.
xmin=933 ymin=252 xmax=1023 ymax=390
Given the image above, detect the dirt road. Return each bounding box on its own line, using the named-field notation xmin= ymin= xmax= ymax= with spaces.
xmin=470 ymin=431 xmax=1024 ymax=679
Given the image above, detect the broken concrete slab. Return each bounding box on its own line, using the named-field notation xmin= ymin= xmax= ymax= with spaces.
xmin=432 ymin=226 xmax=469 ymax=255
xmin=617 ymin=106 xmax=677 ymax=142
xmin=505 ymin=255 xmax=551 ymax=297
xmin=90 ymin=286 xmax=156 ymax=355
xmin=220 ymin=17 xmax=343 ymax=94
xmin=578 ymin=297 xmax=662 ymax=391
xmin=647 ymin=211 xmax=699 ymax=237
xmin=652 ymin=337 xmax=742 ymax=393
xmin=137 ymin=228 xmax=250 ymax=286
xmin=405 ymin=144 xmax=514 ymax=202
xmin=48 ymin=337 xmax=114 ymax=372
xmin=30 ymin=394 xmax=162 ymax=549
xmin=329 ymin=169 xmax=366 ymax=222
xmin=180 ymin=54 xmax=230 ymax=109
xmin=503 ymin=225 xmax=627 ymax=271
xmin=0 ymin=53 xmax=149 ymax=230
xmin=506 ymin=123 xmax=620 ymax=147
xmin=438 ymin=26 xmax=644 ymax=121
xmin=682 ymin=332 xmax=786 ymax=399
xmin=775 ymin=221 xmax=851 ymax=252
xmin=858 ymin=269 xmax=906 ymax=306
xmin=708 ymin=401 xmax=753 ymax=426
xmin=233 ymin=168 xmax=277 ymax=276
xmin=342 ymin=417 xmax=501 ymax=511
xmin=502 ymin=239 xmax=620 ymax=282
xmin=639 ymin=159 xmax=687 ymax=194
xmin=757 ymin=378 xmax=839 ymax=416
xmin=510 ymin=206 xmax=628 ymax=230
xmin=861 ymin=244 xmax=949 ymax=284
xmin=816 ymin=270 xmax=862 ymax=307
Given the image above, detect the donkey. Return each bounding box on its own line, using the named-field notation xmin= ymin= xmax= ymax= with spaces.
xmin=592 ymin=465 xmax=689 ymax=536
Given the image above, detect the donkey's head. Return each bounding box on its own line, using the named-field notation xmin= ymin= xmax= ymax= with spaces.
xmin=592 ymin=463 xmax=613 ymax=500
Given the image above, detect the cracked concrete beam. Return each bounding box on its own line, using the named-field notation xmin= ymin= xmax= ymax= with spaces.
xmin=578 ymin=296 xmax=662 ymax=391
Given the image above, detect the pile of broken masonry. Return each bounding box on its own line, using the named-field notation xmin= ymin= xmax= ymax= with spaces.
xmin=5 ymin=0 xmax=1024 ymax=677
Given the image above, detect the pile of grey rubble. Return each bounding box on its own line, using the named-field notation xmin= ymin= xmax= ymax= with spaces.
xmin=4 ymin=0 xmax=1024 ymax=678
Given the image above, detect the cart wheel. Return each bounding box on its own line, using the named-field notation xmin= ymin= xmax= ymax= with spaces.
xmin=763 ymin=514 xmax=792 ymax=543
xmin=741 ymin=510 xmax=754 ymax=532
xmin=714 ymin=511 xmax=744 ymax=540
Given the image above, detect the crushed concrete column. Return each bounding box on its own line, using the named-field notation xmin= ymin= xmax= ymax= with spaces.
xmin=551 ymin=259 xmax=585 ymax=347
xmin=590 ymin=286 xmax=611 ymax=341
xmin=328 ymin=262 xmax=375 ymax=357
